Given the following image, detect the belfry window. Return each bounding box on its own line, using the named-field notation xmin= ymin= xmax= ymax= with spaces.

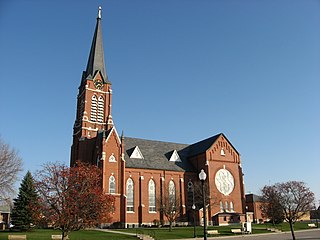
xmin=109 ymin=175 xmax=116 ymax=194
xmin=97 ymin=96 xmax=104 ymax=123
xmin=90 ymin=95 xmax=97 ymax=122
xmin=148 ymin=179 xmax=156 ymax=212
xmin=126 ymin=178 xmax=134 ymax=212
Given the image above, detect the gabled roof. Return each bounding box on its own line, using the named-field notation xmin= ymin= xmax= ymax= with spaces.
xmin=188 ymin=133 xmax=221 ymax=157
xmin=123 ymin=133 xmax=237 ymax=172
xmin=84 ymin=7 xmax=110 ymax=84
xmin=124 ymin=137 xmax=195 ymax=172
xmin=189 ymin=133 xmax=239 ymax=157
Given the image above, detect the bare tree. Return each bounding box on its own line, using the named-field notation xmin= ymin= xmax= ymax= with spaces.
xmin=158 ymin=193 xmax=182 ymax=232
xmin=260 ymin=185 xmax=284 ymax=225
xmin=261 ymin=181 xmax=315 ymax=240
xmin=0 ymin=138 xmax=22 ymax=199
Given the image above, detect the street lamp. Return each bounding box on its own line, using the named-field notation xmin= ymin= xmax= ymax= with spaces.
xmin=192 ymin=204 xmax=196 ymax=238
xmin=199 ymin=169 xmax=207 ymax=240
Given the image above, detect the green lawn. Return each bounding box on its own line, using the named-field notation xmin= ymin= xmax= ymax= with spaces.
xmin=0 ymin=229 xmax=136 ymax=240
xmin=0 ymin=222 xmax=316 ymax=240
xmin=263 ymin=221 xmax=316 ymax=231
xmin=119 ymin=225 xmax=269 ymax=239
xmin=118 ymin=221 xmax=316 ymax=239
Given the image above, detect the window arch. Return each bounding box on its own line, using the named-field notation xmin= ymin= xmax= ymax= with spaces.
xmin=97 ymin=96 xmax=104 ymax=123
xmin=168 ymin=180 xmax=176 ymax=205
xmin=90 ymin=95 xmax=97 ymax=122
xmin=109 ymin=175 xmax=116 ymax=194
xmin=109 ymin=153 xmax=116 ymax=162
xmin=230 ymin=201 xmax=234 ymax=212
xmin=126 ymin=178 xmax=134 ymax=212
xmin=220 ymin=201 xmax=224 ymax=212
xmin=148 ymin=179 xmax=156 ymax=212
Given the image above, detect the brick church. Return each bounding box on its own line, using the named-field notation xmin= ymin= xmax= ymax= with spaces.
xmin=70 ymin=7 xmax=246 ymax=227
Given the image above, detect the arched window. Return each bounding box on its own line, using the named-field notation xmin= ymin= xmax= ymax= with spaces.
xmin=126 ymin=178 xmax=134 ymax=212
xmin=168 ymin=180 xmax=176 ymax=205
xmin=109 ymin=175 xmax=116 ymax=194
xmin=109 ymin=153 xmax=116 ymax=162
xmin=97 ymin=96 xmax=104 ymax=123
xmin=230 ymin=201 xmax=234 ymax=212
xmin=148 ymin=179 xmax=156 ymax=212
xmin=90 ymin=95 xmax=97 ymax=122
xmin=220 ymin=201 xmax=224 ymax=212
xmin=225 ymin=201 xmax=229 ymax=212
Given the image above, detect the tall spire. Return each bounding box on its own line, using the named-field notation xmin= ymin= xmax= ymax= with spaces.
xmin=85 ymin=6 xmax=109 ymax=83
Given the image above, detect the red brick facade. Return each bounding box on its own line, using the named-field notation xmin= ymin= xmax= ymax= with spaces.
xmin=71 ymin=8 xmax=247 ymax=227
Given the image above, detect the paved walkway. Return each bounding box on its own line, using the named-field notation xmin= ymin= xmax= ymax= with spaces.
xmin=95 ymin=228 xmax=137 ymax=236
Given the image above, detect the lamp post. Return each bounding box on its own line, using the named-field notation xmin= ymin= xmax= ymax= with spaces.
xmin=192 ymin=204 xmax=196 ymax=238
xmin=199 ymin=169 xmax=207 ymax=240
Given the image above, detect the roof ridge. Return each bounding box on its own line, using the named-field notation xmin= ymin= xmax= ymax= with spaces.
xmin=124 ymin=136 xmax=189 ymax=146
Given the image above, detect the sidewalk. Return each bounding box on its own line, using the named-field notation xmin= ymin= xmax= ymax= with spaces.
xmin=95 ymin=228 xmax=137 ymax=236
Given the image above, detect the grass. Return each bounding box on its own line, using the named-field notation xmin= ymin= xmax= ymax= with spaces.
xmin=0 ymin=229 xmax=136 ymax=240
xmin=0 ymin=222 xmax=316 ymax=240
xmin=118 ymin=221 xmax=317 ymax=239
xmin=264 ymin=221 xmax=316 ymax=231
xmin=119 ymin=225 xmax=269 ymax=239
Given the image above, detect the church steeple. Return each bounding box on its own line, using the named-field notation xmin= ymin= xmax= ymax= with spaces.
xmin=71 ymin=7 xmax=114 ymax=166
xmin=84 ymin=6 xmax=110 ymax=83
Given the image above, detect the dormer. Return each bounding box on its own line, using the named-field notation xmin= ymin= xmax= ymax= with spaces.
xmin=169 ymin=150 xmax=181 ymax=162
xmin=130 ymin=146 xmax=144 ymax=159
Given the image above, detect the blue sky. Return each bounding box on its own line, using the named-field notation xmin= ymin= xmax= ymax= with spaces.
xmin=0 ymin=0 xmax=319 ymax=202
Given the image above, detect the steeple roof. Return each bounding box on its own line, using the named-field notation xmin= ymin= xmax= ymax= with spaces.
xmin=84 ymin=6 xmax=110 ymax=83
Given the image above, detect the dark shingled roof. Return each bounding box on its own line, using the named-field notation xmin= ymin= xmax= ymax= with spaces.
xmin=188 ymin=134 xmax=221 ymax=157
xmin=124 ymin=137 xmax=196 ymax=172
xmin=124 ymin=133 xmax=225 ymax=172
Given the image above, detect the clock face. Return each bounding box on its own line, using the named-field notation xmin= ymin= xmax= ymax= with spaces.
xmin=215 ymin=168 xmax=234 ymax=196
xmin=94 ymin=79 xmax=103 ymax=90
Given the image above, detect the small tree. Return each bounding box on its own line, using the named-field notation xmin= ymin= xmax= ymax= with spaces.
xmin=11 ymin=171 xmax=39 ymax=231
xmin=261 ymin=181 xmax=315 ymax=240
xmin=158 ymin=193 xmax=182 ymax=232
xmin=260 ymin=185 xmax=284 ymax=225
xmin=35 ymin=162 xmax=115 ymax=240
xmin=0 ymin=138 xmax=22 ymax=199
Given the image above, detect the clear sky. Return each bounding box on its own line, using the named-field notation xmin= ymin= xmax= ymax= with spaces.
xmin=0 ymin=0 xmax=319 ymax=202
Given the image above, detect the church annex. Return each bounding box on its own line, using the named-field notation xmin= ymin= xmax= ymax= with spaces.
xmin=71 ymin=8 xmax=246 ymax=227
